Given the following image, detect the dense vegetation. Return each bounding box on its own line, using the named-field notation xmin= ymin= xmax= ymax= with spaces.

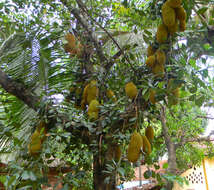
xmin=0 ymin=0 xmax=214 ymax=189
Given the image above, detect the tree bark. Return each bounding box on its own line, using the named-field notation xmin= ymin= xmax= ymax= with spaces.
xmin=93 ymin=154 xmax=116 ymax=190
xmin=0 ymin=69 xmax=39 ymax=110
xmin=160 ymin=106 xmax=177 ymax=190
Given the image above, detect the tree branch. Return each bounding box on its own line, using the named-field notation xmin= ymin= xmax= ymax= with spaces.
xmin=0 ymin=69 xmax=40 ymax=110
xmin=60 ymin=0 xmax=108 ymax=65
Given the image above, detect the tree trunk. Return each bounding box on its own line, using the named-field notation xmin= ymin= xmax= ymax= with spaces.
xmin=93 ymin=154 xmax=116 ymax=190
xmin=160 ymin=106 xmax=177 ymax=190
xmin=166 ymin=142 xmax=177 ymax=190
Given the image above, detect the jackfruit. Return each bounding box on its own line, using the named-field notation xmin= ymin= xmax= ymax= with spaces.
xmin=28 ymin=122 xmax=46 ymax=156
xmin=156 ymin=49 xmax=166 ymax=65
xmin=127 ymin=131 xmax=143 ymax=163
xmin=87 ymin=80 xmax=99 ymax=104
xmin=142 ymin=135 xmax=152 ymax=155
xmin=162 ymin=2 xmax=176 ymax=27
xmin=88 ymin=99 xmax=99 ymax=120
xmin=82 ymin=80 xmax=99 ymax=105
xmin=156 ymin=24 xmax=168 ymax=44
xmin=149 ymin=89 xmax=156 ymax=104
xmin=147 ymin=45 xmax=156 ymax=57
xmin=106 ymin=89 xmax=117 ymax=101
xmin=125 ymin=82 xmax=138 ymax=99
xmin=146 ymin=55 xmax=156 ymax=68
xmin=114 ymin=145 xmax=122 ymax=161
xmin=65 ymin=33 xmax=76 ymax=49
xmin=167 ymin=0 xmax=182 ymax=8
xmin=167 ymin=20 xmax=179 ymax=35
xmin=179 ymin=20 xmax=186 ymax=31
xmin=152 ymin=63 xmax=164 ymax=78
xmin=28 ymin=130 xmax=42 ymax=156
xmin=145 ymin=126 xmax=154 ymax=143
xmin=167 ymin=79 xmax=180 ymax=105
xmin=88 ymin=99 xmax=99 ymax=112
xmin=175 ymin=6 xmax=186 ymax=21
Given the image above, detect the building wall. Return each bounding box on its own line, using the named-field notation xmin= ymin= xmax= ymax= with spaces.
xmin=173 ymin=157 xmax=214 ymax=190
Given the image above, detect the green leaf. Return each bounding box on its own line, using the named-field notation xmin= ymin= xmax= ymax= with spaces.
xmin=163 ymin=162 xmax=168 ymax=169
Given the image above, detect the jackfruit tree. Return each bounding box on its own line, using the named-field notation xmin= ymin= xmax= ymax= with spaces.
xmin=0 ymin=0 xmax=214 ymax=190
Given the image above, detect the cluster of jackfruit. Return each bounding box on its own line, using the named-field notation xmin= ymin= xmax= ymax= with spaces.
xmin=127 ymin=131 xmax=143 ymax=163
xmin=146 ymin=48 xmax=166 ymax=78
xmin=145 ymin=0 xmax=186 ymax=78
xmin=64 ymin=33 xmax=84 ymax=58
xmin=28 ymin=121 xmax=47 ymax=156
xmin=161 ymin=0 xmax=186 ymax=38
xmin=125 ymin=82 xmax=138 ymax=99
xmin=127 ymin=126 xmax=155 ymax=162
xmin=167 ymin=78 xmax=180 ymax=106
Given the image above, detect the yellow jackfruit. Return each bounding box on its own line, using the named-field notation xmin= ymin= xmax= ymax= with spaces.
xmin=149 ymin=89 xmax=156 ymax=104
xmin=127 ymin=131 xmax=143 ymax=163
xmin=162 ymin=2 xmax=176 ymax=27
xmin=82 ymin=80 xmax=99 ymax=105
xmin=145 ymin=126 xmax=154 ymax=143
xmin=28 ymin=131 xmax=42 ymax=156
xmin=106 ymin=89 xmax=117 ymax=101
xmin=88 ymin=99 xmax=99 ymax=120
xmin=167 ymin=20 xmax=179 ymax=35
xmin=86 ymin=80 xmax=99 ymax=104
xmin=88 ymin=99 xmax=99 ymax=112
xmin=155 ymin=49 xmax=166 ymax=65
xmin=146 ymin=55 xmax=156 ymax=68
xmin=147 ymin=45 xmax=156 ymax=57
xmin=125 ymin=82 xmax=138 ymax=99
xmin=142 ymin=135 xmax=152 ymax=155
xmin=28 ymin=125 xmax=45 ymax=156
xmin=156 ymin=24 xmax=168 ymax=44
xmin=179 ymin=20 xmax=186 ymax=31
xmin=175 ymin=6 xmax=186 ymax=21
xmin=167 ymin=0 xmax=182 ymax=8
xmin=152 ymin=63 xmax=165 ymax=78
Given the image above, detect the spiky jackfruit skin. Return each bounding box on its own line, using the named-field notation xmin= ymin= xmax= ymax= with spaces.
xmin=65 ymin=33 xmax=76 ymax=48
xmin=28 ymin=130 xmax=42 ymax=156
xmin=147 ymin=45 xmax=156 ymax=57
xmin=156 ymin=24 xmax=168 ymax=44
xmin=125 ymin=82 xmax=138 ymax=99
xmin=167 ymin=79 xmax=180 ymax=105
xmin=162 ymin=2 xmax=176 ymax=27
xmin=127 ymin=131 xmax=143 ymax=163
xmin=175 ymin=7 xmax=186 ymax=21
xmin=146 ymin=55 xmax=156 ymax=68
xmin=152 ymin=63 xmax=165 ymax=78
xmin=82 ymin=80 xmax=99 ymax=105
xmin=106 ymin=89 xmax=117 ymax=101
xmin=179 ymin=20 xmax=186 ymax=31
xmin=145 ymin=126 xmax=154 ymax=143
xmin=167 ymin=0 xmax=182 ymax=8
xmin=88 ymin=100 xmax=99 ymax=120
xmin=149 ymin=89 xmax=156 ymax=104
xmin=28 ymin=122 xmax=47 ymax=156
xmin=142 ymin=135 xmax=152 ymax=155
xmin=156 ymin=49 xmax=166 ymax=65
xmin=167 ymin=20 xmax=179 ymax=35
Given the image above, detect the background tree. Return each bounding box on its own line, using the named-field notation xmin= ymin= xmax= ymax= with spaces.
xmin=0 ymin=0 xmax=214 ymax=190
